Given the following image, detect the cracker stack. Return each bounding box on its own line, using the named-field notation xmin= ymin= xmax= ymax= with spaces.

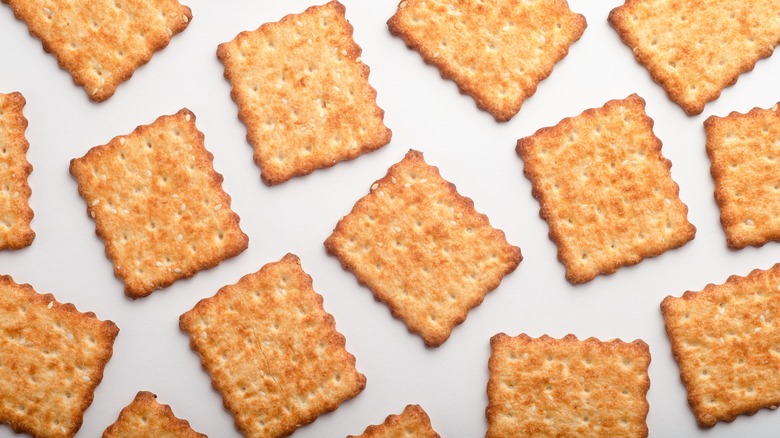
xmin=0 ymin=92 xmax=34 ymax=250
xmin=348 ymin=404 xmax=440 ymax=438
xmin=103 ymin=391 xmax=205 ymax=438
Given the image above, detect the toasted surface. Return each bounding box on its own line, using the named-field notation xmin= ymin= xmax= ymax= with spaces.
xmin=2 ymin=0 xmax=191 ymax=102
xmin=0 ymin=275 xmax=119 ymax=438
xmin=325 ymin=150 xmax=521 ymax=347
xmin=662 ymin=265 xmax=780 ymax=427
xmin=348 ymin=404 xmax=439 ymax=438
xmin=103 ymin=391 xmax=206 ymax=438
xmin=609 ymin=1 xmax=780 ymax=115
xmin=70 ymin=109 xmax=248 ymax=298
xmin=388 ymin=0 xmax=586 ymax=121
xmin=705 ymin=105 xmax=780 ymax=248
xmin=180 ymin=254 xmax=365 ymax=437
xmin=487 ymin=333 xmax=650 ymax=437
xmin=516 ymin=94 xmax=695 ymax=284
xmin=218 ymin=1 xmax=391 ymax=185
xmin=0 ymin=92 xmax=34 ymax=249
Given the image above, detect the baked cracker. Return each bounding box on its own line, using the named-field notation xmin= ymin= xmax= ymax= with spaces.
xmin=0 ymin=275 xmax=119 ymax=438
xmin=609 ymin=1 xmax=780 ymax=115
xmin=217 ymin=1 xmax=391 ymax=185
xmin=487 ymin=333 xmax=650 ymax=437
xmin=0 ymin=92 xmax=34 ymax=250
xmin=348 ymin=404 xmax=440 ymax=438
xmin=388 ymin=0 xmax=586 ymax=122
xmin=516 ymin=94 xmax=695 ymax=284
xmin=2 ymin=0 xmax=191 ymax=102
xmin=70 ymin=109 xmax=248 ymax=298
xmin=325 ymin=150 xmax=521 ymax=347
xmin=180 ymin=253 xmax=366 ymax=437
xmin=103 ymin=391 xmax=206 ymax=438
xmin=662 ymin=264 xmax=780 ymax=427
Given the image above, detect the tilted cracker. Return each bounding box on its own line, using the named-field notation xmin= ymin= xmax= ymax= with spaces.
xmin=609 ymin=1 xmax=780 ymax=115
xmin=218 ymin=1 xmax=391 ymax=185
xmin=348 ymin=404 xmax=440 ymax=438
xmin=0 ymin=92 xmax=34 ymax=250
xmin=388 ymin=0 xmax=586 ymax=122
xmin=487 ymin=333 xmax=650 ymax=437
xmin=325 ymin=150 xmax=521 ymax=347
xmin=516 ymin=94 xmax=695 ymax=284
xmin=662 ymin=265 xmax=780 ymax=427
xmin=2 ymin=0 xmax=191 ymax=102
xmin=180 ymin=254 xmax=366 ymax=437
xmin=0 ymin=275 xmax=119 ymax=438
xmin=70 ymin=109 xmax=248 ymax=298
xmin=103 ymin=391 xmax=206 ymax=438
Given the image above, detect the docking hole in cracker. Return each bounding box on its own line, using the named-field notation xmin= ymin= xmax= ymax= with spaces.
xmin=0 ymin=92 xmax=34 ymax=250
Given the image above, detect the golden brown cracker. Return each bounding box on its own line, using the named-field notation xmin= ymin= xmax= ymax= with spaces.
xmin=487 ymin=333 xmax=650 ymax=437
xmin=70 ymin=109 xmax=248 ymax=298
xmin=0 ymin=92 xmax=34 ymax=250
xmin=348 ymin=404 xmax=440 ymax=438
xmin=325 ymin=150 xmax=521 ymax=347
xmin=516 ymin=94 xmax=695 ymax=284
xmin=179 ymin=253 xmax=366 ymax=437
xmin=218 ymin=1 xmax=391 ymax=185
xmin=103 ymin=391 xmax=206 ymax=438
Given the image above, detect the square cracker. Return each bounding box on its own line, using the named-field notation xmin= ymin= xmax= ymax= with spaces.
xmin=662 ymin=264 xmax=780 ymax=427
xmin=0 ymin=275 xmax=119 ymax=438
xmin=486 ymin=333 xmax=650 ymax=437
xmin=325 ymin=150 xmax=521 ymax=347
xmin=179 ymin=253 xmax=366 ymax=438
xmin=609 ymin=1 xmax=780 ymax=115
xmin=2 ymin=0 xmax=191 ymax=102
xmin=348 ymin=404 xmax=440 ymax=438
xmin=705 ymin=105 xmax=780 ymax=249
xmin=70 ymin=109 xmax=248 ymax=298
xmin=217 ymin=1 xmax=391 ymax=185
xmin=516 ymin=94 xmax=695 ymax=284
xmin=0 ymin=92 xmax=34 ymax=250
xmin=388 ymin=0 xmax=586 ymax=122
xmin=103 ymin=391 xmax=206 ymax=438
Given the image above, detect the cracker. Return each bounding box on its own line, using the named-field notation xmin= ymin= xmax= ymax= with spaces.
xmin=516 ymin=94 xmax=695 ymax=284
xmin=486 ymin=333 xmax=650 ymax=437
xmin=348 ymin=404 xmax=440 ymax=438
xmin=0 ymin=92 xmax=34 ymax=250
xmin=2 ymin=0 xmax=191 ymax=102
xmin=70 ymin=109 xmax=248 ymax=298
xmin=0 ymin=275 xmax=119 ymax=438
xmin=325 ymin=150 xmax=521 ymax=347
xmin=388 ymin=0 xmax=586 ymax=122
xmin=609 ymin=1 xmax=780 ymax=116
xmin=103 ymin=391 xmax=206 ymax=438
xmin=217 ymin=1 xmax=391 ymax=185
xmin=179 ymin=253 xmax=366 ymax=437
xmin=662 ymin=264 xmax=780 ymax=427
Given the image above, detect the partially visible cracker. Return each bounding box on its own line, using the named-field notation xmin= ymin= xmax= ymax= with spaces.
xmin=486 ymin=333 xmax=650 ymax=437
xmin=0 ymin=92 xmax=34 ymax=249
xmin=609 ymin=1 xmax=780 ymax=115
xmin=2 ymin=0 xmax=192 ymax=102
xmin=0 ymin=275 xmax=119 ymax=438
xmin=180 ymin=254 xmax=366 ymax=437
xmin=662 ymin=264 xmax=780 ymax=427
xmin=70 ymin=109 xmax=248 ymax=298
xmin=325 ymin=150 xmax=521 ymax=347
xmin=348 ymin=404 xmax=440 ymax=438
xmin=218 ymin=1 xmax=391 ymax=185
xmin=388 ymin=0 xmax=586 ymax=121
xmin=103 ymin=391 xmax=206 ymax=438
xmin=516 ymin=94 xmax=695 ymax=284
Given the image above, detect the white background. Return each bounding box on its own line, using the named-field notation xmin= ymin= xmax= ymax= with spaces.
xmin=2 ymin=1 xmax=780 ymax=437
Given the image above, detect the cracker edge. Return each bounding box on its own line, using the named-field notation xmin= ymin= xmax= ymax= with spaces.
xmin=102 ymin=391 xmax=206 ymax=438
xmin=0 ymin=91 xmax=34 ymax=250
xmin=347 ymin=404 xmax=439 ymax=438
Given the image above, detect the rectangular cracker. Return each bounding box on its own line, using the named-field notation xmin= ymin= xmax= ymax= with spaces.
xmin=325 ymin=150 xmax=521 ymax=347
xmin=388 ymin=0 xmax=586 ymax=121
xmin=0 ymin=92 xmax=34 ymax=250
xmin=487 ymin=333 xmax=650 ymax=437
xmin=0 ymin=275 xmax=119 ymax=438
xmin=69 ymin=109 xmax=248 ymax=298
xmin=661 ymin=264 xmax=780 ymax=427
xmin=516 ymin=94 xmax=695 ymax=284
xmin=2 ymin=0 xmax=191 ymax=102
xmin=217 ymin=1 xmax=391 ymax=185
xmin=348 ymin=404 xmax=440 ymax=438
xmin=179 ymin=253 xmax=366 ymax=437
xmin=103 ymin=391 xmax=206 ymax=438
xmin=609 ymin=1 xmax=780 ymax=115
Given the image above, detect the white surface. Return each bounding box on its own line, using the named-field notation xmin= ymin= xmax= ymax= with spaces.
xmin=1 ymin=1 xmax=780 ymax=437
